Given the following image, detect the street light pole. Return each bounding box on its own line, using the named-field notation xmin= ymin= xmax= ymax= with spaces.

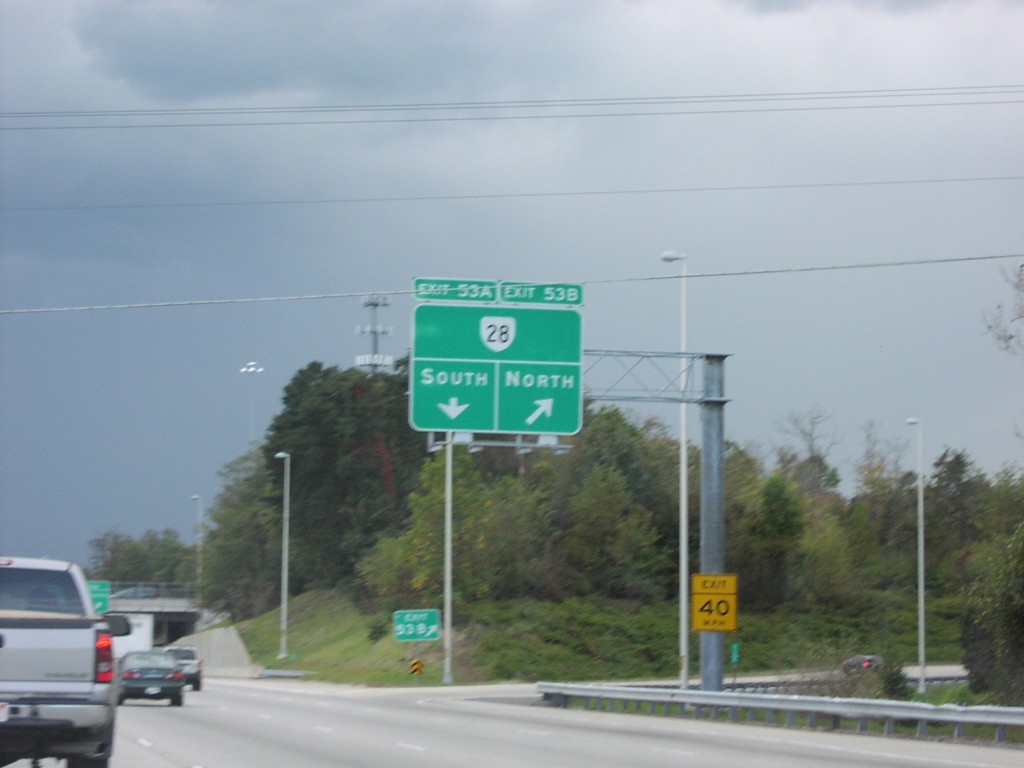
xmin=906 ymin=418 xmax=926 ymax=694
xmin=662 ymin=250 xmax=689 ymax=690
xmin=274 ymin=451 xmax=291 ymax=660
xmin=190 ymin=495 xmax=204 ymax=591
xmin=240 ymin=362 xmax=265 ymax=444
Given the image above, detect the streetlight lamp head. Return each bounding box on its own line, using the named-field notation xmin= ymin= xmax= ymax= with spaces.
xmin=906 ymin=417 xmax=921 ymax=426
xmin=661 ymin=250 xmax=684 ymax=263
xmin=275 ymin=451 xmax=290 ymax=459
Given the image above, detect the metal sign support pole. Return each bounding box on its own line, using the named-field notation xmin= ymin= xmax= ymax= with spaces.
xmin=699 ymin=355 xmax=727 ymax=691
xmin=443 ymin=432 xmax=454 ymax=684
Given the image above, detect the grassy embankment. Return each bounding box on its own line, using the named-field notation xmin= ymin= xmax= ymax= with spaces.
xmin=236 ymin=588 xmax=969 ymax=698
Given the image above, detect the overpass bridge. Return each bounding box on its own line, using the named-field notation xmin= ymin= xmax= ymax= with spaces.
xmin=108 ymin=582 xmax=200 ymax=645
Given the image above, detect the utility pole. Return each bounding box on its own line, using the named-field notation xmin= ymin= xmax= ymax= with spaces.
xmin=355 ymin=295 xmax=394 ymax=372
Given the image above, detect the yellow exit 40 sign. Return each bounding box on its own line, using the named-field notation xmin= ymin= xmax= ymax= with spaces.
xmin=691 ymin=573 xmax=738 ymax=632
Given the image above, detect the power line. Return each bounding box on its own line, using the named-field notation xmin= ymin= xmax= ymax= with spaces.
xmin=2 ymin=85 xmax=1022 ymax=131
xmin=4 ymin=175 xmax=1021 ymax=213
xmin=4 ymin=99 xmax=1022 ymax=131
xmin=614 ymin=253 xmax=1023 ymax=285
xmin=1 ymin=253 xmax=1018 ymax=316
xmin=3 ymin=84 xmax=1020 ymax=119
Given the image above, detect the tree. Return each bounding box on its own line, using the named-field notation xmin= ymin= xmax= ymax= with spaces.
xmin=796 ymin=495 xmax=858 ymax=607
xmin=357 ymin=447 xmax=491 ymax=607
xmin=264 ymin=361 xmax=424 ymax=589
xmin=721 ymin=441 xmax=768 ymax=603
xmin=978 ymin=467 xmax=1024 ymax=543
xmin=845 ymin=422 xmax=917 ymax=589
xmin=200 ymin=449 xmax=281 ymax=619
xmin=777 ymin=406 xmax=841 ymax=495
xmin=560 ymin=465 xmax=667 ymax=600
xmin=359 ymin=406 xmax=676 ymax=606
xmin=986 ymin=265 xmax=1024 ymax=437
xmin=550 ymin=406 xmax=677 ymax=593
xmin=88 ymin=531 xmax=147 ymax=581
xmin=965 ymin=519 xmax=1024 ymax=704
xmin=736 ymin=474 xmax=804 ymax=609
xmin=88 ymin=529 xmax=192 ymax=583
xmin=926 ymin=449 xmax=988 ymax=589
xmin=985 ymin=264 xmax=1024 ymax=358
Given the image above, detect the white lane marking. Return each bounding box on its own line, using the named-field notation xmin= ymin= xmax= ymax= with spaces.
xmin=313 ymin=725 xmax=334 ymax=733
xmin=137 ymin=738 xmax=154 ymax=748
xmin=516 ymin=728 xmax=550 ymax=737
xmin=397 ymin=742 xmax=427 ymax=752
xmin=652 ymin=746 xmax=696 ymax=757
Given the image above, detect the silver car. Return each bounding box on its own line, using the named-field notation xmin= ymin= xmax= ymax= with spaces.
xmin=164 ymin=646 xmax=202 ymax=691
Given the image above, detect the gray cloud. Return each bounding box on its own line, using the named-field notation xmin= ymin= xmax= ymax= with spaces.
xmin=2 ymin=0 xmax=1022 ymax=566
xmin=727 ymin=0 xmax=992 ymax=14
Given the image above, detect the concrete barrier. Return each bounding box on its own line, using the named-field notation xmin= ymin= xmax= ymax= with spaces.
xmin=173 ymin=626 xmax=263 ymax=679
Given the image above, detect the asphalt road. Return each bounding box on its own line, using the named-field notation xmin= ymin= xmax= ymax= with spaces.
xmin=12 ymin=678 xmax=1021 ymax=767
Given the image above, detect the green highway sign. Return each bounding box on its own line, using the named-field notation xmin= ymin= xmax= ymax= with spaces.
xmin=413 ymin=277 xmax=498 ymax=303
xmin=499 ymin=282 xmax=583 ymax=306
xmin=393 ymin=609 xmax=441 ymax=642
xmin=88 ymin=580 xmax=110 ymax=613
xmin=410 ymin=303 xmax=583 ymax=435
xmin=497 ymin=362 xmax=581 ymax=432
xmin=413 ymin=278 xmax=584 ymax=307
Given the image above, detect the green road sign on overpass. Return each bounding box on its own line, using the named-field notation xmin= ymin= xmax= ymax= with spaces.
xmin=88 ymin=580 xmax=110 ymax=613
xmin=410 ymin=303 xmax=583 ymax=435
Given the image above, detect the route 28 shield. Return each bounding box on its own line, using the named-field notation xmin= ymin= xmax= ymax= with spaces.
xmin=480 ymin=316 xmax=516 ymax=353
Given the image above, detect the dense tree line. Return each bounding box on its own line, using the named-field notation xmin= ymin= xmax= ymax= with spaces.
xmin=88 ymin=529 xmax=194 ymax=584
xmin=89 ymin=358 xmax=1024 ymax=702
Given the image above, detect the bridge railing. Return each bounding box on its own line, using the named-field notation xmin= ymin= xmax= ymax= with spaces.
xmin=108 ymin=582 xmax=195 ymax=610
xmin=537 ymin=681 xmax=1024 ymax=743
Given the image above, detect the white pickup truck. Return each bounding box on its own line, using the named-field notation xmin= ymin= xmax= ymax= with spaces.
xmin=0 ymin=556 xmax=130 ymax=768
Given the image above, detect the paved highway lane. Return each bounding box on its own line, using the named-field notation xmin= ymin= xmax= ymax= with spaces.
xmin=15 ymin=678 xmax=1018 ymax=767
xmin=117 ymin=679 xmax=1022 ymax=768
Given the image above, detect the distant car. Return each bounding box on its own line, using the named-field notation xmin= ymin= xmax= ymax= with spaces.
xmin=117 ymin=650 xmax=186 ymax=706
xmin=842 ymin=654 xmax=883 ymax=674
xmin=164 ymin=645 xmax=203 ymax=691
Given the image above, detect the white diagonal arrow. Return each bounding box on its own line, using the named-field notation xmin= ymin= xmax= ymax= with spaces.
xmin=438 ymin=397 xmax=470 ymax=420
xmin=525 ymin=398 xmax=554 ymax=425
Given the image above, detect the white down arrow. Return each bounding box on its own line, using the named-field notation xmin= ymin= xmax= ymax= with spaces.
xmin=438 ymin=397 xmax=470 ymax=420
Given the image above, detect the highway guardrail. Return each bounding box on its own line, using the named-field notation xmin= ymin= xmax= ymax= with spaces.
xmin=537 ymin=682 xmax=1024 ymax=742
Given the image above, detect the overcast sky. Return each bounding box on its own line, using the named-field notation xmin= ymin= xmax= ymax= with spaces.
xmin=2 ymin=0 xmax=1022 ymax=570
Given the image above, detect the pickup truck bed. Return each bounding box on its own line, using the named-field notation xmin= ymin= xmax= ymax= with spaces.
xmin=1 ymin=557 xmax=127 ymax=768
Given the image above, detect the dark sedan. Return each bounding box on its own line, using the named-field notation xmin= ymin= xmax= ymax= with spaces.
xmin=117 ymin=650 xmax=186 ymax=706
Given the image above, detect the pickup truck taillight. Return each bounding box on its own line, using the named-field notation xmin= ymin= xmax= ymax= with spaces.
xmin=95 ymin=630 xmax=115 ymax=683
